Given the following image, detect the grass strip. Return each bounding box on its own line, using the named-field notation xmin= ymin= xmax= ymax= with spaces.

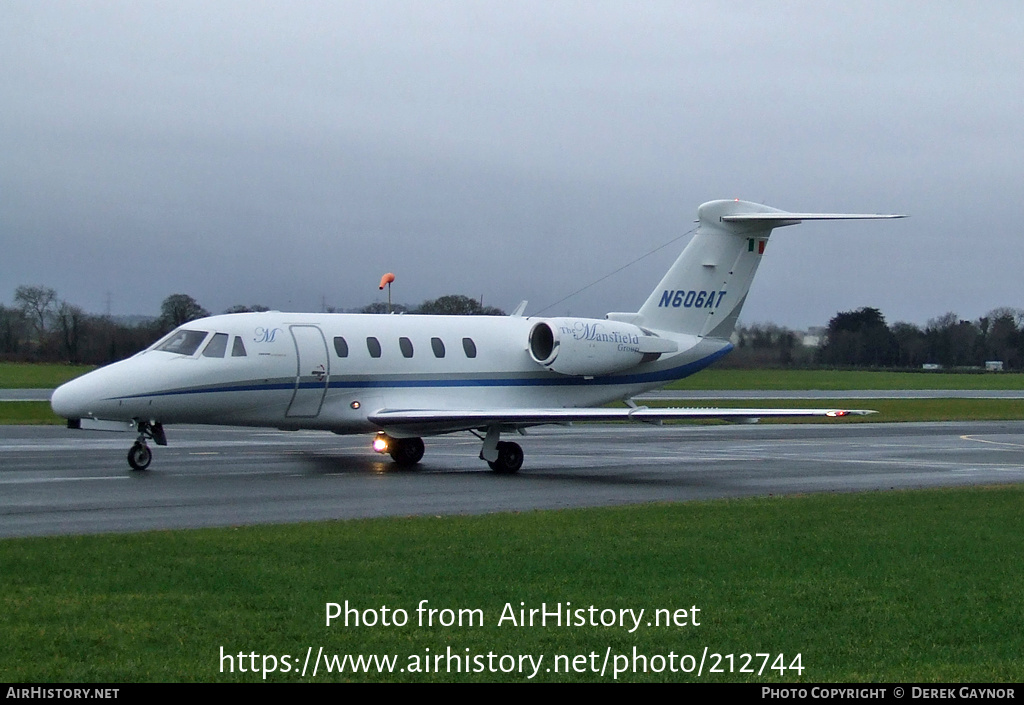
xmin=0 ymin=362 xmax=95 ymax=389
xmin=2 ymin=485 xmax=1023 ymax=682
xmin=0 ymin=401 xmax=63 ymax=424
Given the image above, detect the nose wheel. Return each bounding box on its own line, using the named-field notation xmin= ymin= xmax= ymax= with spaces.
xmin=128 ymin=441 xmax=153 ymax=471
xmin=126 ymin=421 xmax=165 ymax=471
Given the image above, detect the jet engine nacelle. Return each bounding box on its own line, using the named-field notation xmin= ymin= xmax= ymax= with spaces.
xmin=528 ymin=318 xmax=674 ymax=377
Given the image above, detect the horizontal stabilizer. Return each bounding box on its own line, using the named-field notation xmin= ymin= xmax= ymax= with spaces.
xmin=721 ymin=212 xmax=906 ymax=227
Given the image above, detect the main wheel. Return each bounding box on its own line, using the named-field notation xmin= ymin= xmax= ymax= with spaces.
xmin=127 ymin=442 xmax=152 ymax=471
xmin=487 ymin=441 xmax=523 ymax=474
xmin=389 ymin=437 xmax=425 ymax=467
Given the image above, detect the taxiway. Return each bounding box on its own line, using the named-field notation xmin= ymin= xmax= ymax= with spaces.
xmin=3 ymin=421 xmax=1024 ymax=537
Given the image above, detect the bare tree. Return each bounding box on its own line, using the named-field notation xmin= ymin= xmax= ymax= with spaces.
xmin=14 ymin=285 xmax=57 ymax=341
xmin=54 ymin=301 xmax=88 ymax=363
xmin=0 ymin=304 xmax=26 ymax=355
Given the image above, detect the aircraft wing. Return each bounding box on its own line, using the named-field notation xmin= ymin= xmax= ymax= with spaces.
xmin=368 ymin=406 xmax=875 ymax=436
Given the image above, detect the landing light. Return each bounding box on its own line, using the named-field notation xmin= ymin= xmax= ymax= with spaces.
xmin=372 ymin=435 xmax=389 ymax=453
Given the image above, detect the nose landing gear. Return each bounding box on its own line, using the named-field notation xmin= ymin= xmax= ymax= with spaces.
xmin=128 ymin=442 xmax=153 ymax=471
xmin=127 ymin=421 xmax=166 ymax=471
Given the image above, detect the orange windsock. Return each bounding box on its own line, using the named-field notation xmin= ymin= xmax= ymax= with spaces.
xmin=378 ymin=272 xmax=395 ymax=290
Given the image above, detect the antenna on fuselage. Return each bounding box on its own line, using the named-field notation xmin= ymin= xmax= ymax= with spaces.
xmin=378 ymin=272 xmax=396 ymax=314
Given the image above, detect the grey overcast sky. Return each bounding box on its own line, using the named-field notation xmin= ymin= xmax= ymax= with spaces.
xmin=2 ymin=1 xmax=1022 ymax=328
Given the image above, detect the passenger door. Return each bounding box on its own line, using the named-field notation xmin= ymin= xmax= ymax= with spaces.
xmin=286 ymin=325 xmax=329 ymax=417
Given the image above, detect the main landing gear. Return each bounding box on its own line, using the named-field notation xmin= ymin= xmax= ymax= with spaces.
xmin=372 ymin=427 xmax=524 ymax=474
xmin=127 ymin=421 xmax=166 ymax=471
xmin=373 ymin=433 xmax=425 ymax=468
xmin=477 ymin=426 xmax=524 ymax=474
xmin=486 ymin=441 xmax=524 ymax=474
xmin=389 ymin=436 xmax=425 ymax=467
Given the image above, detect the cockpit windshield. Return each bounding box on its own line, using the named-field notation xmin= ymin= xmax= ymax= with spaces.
xmin=155 ymin=329 xmax=208 ymax=356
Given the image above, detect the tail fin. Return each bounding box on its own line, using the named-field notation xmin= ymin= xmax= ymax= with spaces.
xmin=632 ymin=200 xmax=904 ymax=338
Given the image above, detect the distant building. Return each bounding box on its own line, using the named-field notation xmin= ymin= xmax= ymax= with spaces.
xmin=801 ymin=326 xmax=826 ymax=348
xmin=985 ymin=361 xmax=1005 ymax=372
xmin=922 ymin=363 xmax=943 ymax=370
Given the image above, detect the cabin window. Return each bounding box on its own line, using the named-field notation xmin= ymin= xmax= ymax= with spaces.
xmin=399 ymin=337 xmax=414 ymax=358
xmin=431 ymin=337 xmax=446 ymax=358
xmin=231 ymin=336 xmax=247 ymax=357
xmin=366 ymin=337 xmax=382 ymax=358
xmin=333 ymin=336 xmax=349 ymax=358
xmin=202 ymin=332 xmax=229 ymax=358
xmin=155 ymin=329 xmax=208 ymax=356
xmin=462 ymin=337 xmax=477 ymax=358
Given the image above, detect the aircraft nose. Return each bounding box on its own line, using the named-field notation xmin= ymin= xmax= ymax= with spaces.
xmin=50 ymin=378 xmax=86 ymax=419
xmin=50 ymin=357 xmax=154 ymax=423
xmin=51 ymin=367 xmax=114 ymax=420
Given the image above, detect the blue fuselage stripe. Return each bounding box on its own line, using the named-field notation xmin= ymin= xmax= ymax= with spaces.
xmin=114 ymin=345 xmax=732 ymax=400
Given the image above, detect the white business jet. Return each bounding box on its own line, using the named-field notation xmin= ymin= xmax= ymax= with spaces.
xmin=51 ymin=200 xmax=903 ymax=473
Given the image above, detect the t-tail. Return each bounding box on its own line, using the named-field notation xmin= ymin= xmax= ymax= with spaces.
xmin=629 ymin=199 xmax=905 ymax=339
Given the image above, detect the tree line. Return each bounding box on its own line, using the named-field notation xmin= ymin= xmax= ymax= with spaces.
xmin=1 ymin=286 xmax=505 ymax=365
xmin=819 ymin=306 xmax=1024 ymax=370
xmin=726 ymin=306 xmax=1024 ymax=370
xmin=5 ymin=285 xmax=1022 ymax=370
